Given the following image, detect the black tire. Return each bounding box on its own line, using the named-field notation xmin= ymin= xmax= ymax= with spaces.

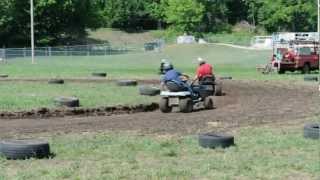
xmin=48 ymin=79 xmax=64 ymax=84
xmin=92 ymin=72 xmax=107 ymax=77
xmin=199 ymin=133 xmax=234 ymax=149
xmin=214 ymin=81 xmax=223 ymax=96
xmin=304 ymin=123 xmax=320 ymax=140
xmin=204 ymin=96 xmax=214 ymax=109
xmin=160 ymin=97 xmax=172 ymax=113
xmin=302 ymin=64 xmax=310 ymax=74
xmin=278 ymin=69 xmax=285 ymax=74
xmin=179 ymin=97 xmax=193 ymax=113
xmin=0 ymin=74 xmax=8 ymax=78
xmin=220 ymin=76 xmax=232 ymax=80
xmin=139 ymin=86 xmax=160 ymax=96
xmin=54 ymin=97 xmax=80 ymax=107
xmin=117 ymin=80 xmax=138 ymax=86
xmin=304 ymin=75 xmax=318 ymax=82
xmin=0 ymin=139 xmax=50 ymax=160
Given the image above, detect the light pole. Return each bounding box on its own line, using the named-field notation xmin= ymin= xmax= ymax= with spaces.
xmin=318 ymin=0 xmax=320 ymax=92
xmin=30 ymin=0 xmax=35 ymax=64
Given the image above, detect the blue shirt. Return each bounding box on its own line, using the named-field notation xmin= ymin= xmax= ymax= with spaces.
xmin=163 ymin=69 xmax=182 ymax=83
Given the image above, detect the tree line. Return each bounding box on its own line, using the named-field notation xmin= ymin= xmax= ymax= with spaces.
xmin=0 ymin=0 xmax=317 ymax=47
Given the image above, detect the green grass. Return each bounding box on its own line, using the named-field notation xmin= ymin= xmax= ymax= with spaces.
xmin=204 ymin=32 xmax=254 ymax=46
xmin=0 ymin=82 xmax=158 ymax=111
xmin=1 ymin=44 xmax=314 ymax=81
xmin=0 ymin=44 xmax=272 ymax=79
xmin=0 ymin=125 xmax=318 ymax=179
xmin=0 ymin=44 xmax=316 ymax=111
xmin=87 ymin=28 xmax=156 ymax=47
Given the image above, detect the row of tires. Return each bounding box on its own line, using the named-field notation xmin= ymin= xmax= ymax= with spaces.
xmin=1 ymin=123 xmax=317 ymax=160
xmin=50 ymin=80 xmax=160 ymax=107
xmin=2 ymin=73 xmax=318 ymax=82
xmin=49 ymin=78 xmax=138 ymax=86
xmin=0 ymin=72 xmax=107 ymax=80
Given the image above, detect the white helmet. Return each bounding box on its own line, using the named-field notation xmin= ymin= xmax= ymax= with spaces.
xmin=161 ymin=59 xmax=168 ymax=63
xmin=163 ymin=62 xmax=173 ymax=71
xmin=197 ymin=57 xmax=205 ymax=64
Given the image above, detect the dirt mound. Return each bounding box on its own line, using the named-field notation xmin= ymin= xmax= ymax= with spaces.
xmin=0 ymin=103 xmax=159 ymax=119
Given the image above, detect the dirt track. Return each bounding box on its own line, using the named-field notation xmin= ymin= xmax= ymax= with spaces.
xmin=0 ymin=80 xmax=318 ymax=137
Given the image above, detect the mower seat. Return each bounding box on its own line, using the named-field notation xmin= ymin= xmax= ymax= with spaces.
xmin=199 ymin=76 xmax=215 ymax=85
xmin=165 ymin=81 xmax=188 ymax=92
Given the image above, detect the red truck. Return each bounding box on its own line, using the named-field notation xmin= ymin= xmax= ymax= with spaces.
xmin=272 ymin=41 xmax=319 ymax=74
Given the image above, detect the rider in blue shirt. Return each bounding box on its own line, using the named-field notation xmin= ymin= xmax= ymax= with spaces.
xmin=161 ymin=62 xmax=194 ymax=95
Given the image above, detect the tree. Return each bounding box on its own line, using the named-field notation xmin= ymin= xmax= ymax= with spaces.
xmin=258 ymin=0 xmax=317 ymax=32
xmin=101 ymin=0 xmax=158 ymax=30
xmin=244 ymin=0 xmax=317 ymax=32
xmin=145 ymin=0 xmax=167 ymax=29
xmin=198 ymin=0 xmax=231 ymax=32
xmin=164 ymin=0 xmax=205 ymax=33
xmin=0 ymin=0 xmax=102 ymax=47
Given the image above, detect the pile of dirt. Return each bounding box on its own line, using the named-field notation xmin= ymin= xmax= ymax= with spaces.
xmin=0 ymin=103 xmax=159 ymax=119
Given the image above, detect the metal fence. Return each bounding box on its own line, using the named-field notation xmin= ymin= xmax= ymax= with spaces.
xmin=0 ymin=40 xmax=165 ymax=60
xmin=0 ymin=43 xmax=139 ymax=59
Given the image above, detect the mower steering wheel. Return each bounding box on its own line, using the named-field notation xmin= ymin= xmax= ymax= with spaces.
xmin=180 ymin=74 xmax=190 ymax=82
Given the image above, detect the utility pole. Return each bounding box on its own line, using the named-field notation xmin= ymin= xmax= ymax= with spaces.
xmin=30 ymin=0 xmax=35 ymax=64
xmin=318 ymin=0 xmax=320 ymax=92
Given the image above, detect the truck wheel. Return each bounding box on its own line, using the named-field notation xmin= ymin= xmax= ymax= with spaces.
xmin=302 ymin=64 xmax=310 ymax=74
xmin=214 ymin=81 xmax=223 ymax=96
xmin=204 ymin=96 xmax=214 ymax=109
xmin=278 ymin=69 xmax=285 ymax=74
xmin=160 ymin=98 xmax=172 ymax=113
xmin=179 ymin=97 xmax=193 ymax=113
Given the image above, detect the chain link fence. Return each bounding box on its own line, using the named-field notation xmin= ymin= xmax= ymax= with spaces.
xmin=0 ymin=39 xmax=165 ymax=60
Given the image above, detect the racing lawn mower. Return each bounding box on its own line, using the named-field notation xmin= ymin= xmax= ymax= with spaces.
xmin=159 ymin=76 xmax=215 ymax=113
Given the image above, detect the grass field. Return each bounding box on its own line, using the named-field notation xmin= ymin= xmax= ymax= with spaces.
xmin=0 ymin=82 xmax=158 ymax=111
xmin=0 ymin=44 xmax=314 ymax=81
xmin=0 ymin=123 xmax=318 ymax=180
xmin=0 ymin=33 xmax=319 ymax=180
xmin=0 ymin=44 xmax=317 ymax=111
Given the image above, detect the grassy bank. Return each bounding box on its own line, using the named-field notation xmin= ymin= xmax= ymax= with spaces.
xmin=0 ymin=124 xmax=318 ymax=179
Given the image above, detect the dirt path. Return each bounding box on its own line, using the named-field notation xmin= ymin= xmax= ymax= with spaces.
xmin=0 ymin=80 xmax=318 ymax=137
xmin=212 ymin=43 xmax=272 ymax=51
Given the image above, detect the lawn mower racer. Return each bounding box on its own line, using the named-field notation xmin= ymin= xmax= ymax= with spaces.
xmin=159 ymin=62 xmax=214 ymax=113
xmin=193 ymin=57 xmax=222 ymax=96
